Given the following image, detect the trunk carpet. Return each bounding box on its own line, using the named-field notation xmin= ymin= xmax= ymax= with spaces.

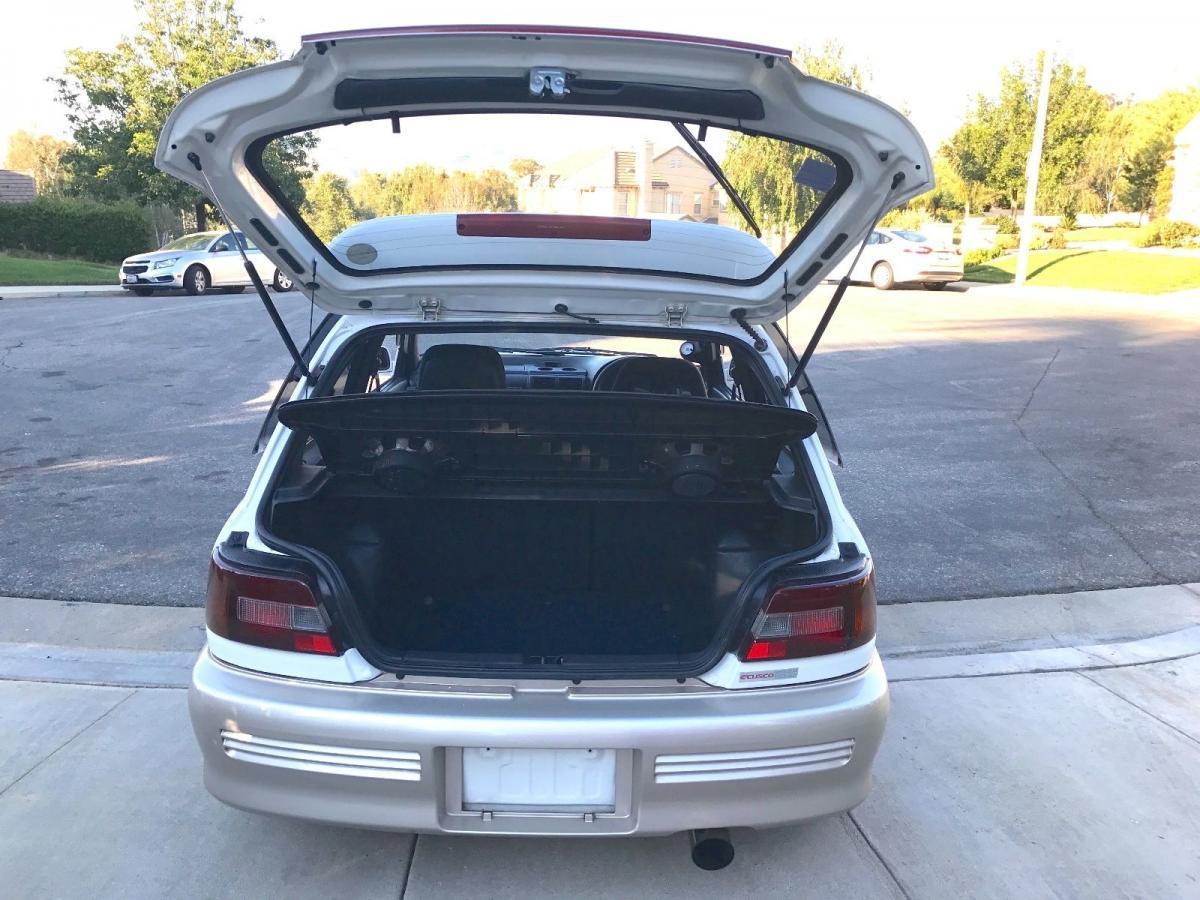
xmin=374 ymin=587 xmax=716 ymax=658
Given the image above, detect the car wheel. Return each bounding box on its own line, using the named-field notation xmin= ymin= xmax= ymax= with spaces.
xmin=184 ymin=265 xmax=210 ymax=295
xmin=220 ymin=286 xmax=247 ymax=294
xmin=871 ymin=262 xmax=895 ymax=291
xmin=273 ymin=269 xmax=294 ymax=292
xmin=131 ymin=287 xmax=153 ymax=297
xmin=923 ymin=282 xmax=948 ymax=291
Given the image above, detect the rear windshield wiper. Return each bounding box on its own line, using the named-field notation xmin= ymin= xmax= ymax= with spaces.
xmin=672 ymin=121 xmax=761 ymax=239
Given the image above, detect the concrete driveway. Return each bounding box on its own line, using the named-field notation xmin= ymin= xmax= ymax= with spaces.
xmin=2 ymin=584 xmax=1199 ymax=898
xmin=1 ymin=283 xmax=1199 ymax=605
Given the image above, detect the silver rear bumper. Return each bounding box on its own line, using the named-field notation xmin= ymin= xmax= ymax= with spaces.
xmin=189 ymin=649 xmax=889 ymax=836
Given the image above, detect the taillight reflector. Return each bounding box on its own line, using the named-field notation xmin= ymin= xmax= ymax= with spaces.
xmin=903 ymin=245 xmax=933 ymax=254
xmin=206 ymin=553 xmax=339 ymax=655
xmin=740 ymin=562 xmax=876 ymax=662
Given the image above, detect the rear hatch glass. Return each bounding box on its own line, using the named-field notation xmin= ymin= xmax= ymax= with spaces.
xmin=253 ymin=113 xmax=842 ymax=284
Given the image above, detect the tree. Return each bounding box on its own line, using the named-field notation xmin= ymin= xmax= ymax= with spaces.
xmin=1120 ymin=135 xmax=1171 ymax=223
xmin=509 ymin=158 xmax=543 ymax=182
xmin=722 ymin=41 xmax=866 ymax=248
xmin=942 ymin=55 xmax=1106 ymax=217
xmin=4 ymin=131 xmax=72 ymax=194
xmin=53 ymin=0 xmax=316 ymax=229
xmin=1080 ymin=105 xmax=1133 ymax=213
xmin=302 ymin=172 xmax=357 ymax=241
xmin=944 ymin=107 xmax=1000 ymax=217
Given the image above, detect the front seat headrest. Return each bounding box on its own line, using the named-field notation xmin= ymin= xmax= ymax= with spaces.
xmin=602 ymin=356 xmax=707 ymax=397
xmin=413 ymin=344 xmax=506 ymax=390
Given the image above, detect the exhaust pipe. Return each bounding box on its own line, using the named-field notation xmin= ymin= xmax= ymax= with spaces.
xmin=689 ymin=828 xmax=735 ymax=871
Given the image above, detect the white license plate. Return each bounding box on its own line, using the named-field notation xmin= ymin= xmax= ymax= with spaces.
xmin=462 ymin=747 xmax=616 ymax=812
xmin=125 ymin=275 xmax=138 ymax=283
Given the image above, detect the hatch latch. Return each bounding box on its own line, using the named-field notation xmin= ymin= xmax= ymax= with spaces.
xmin=665 ymin=304 xmax=687 ymax=327
xmin=530 ymin=68 xmax=570 ymax=98
xmin=418 ymin=297 xmax=441 ymax=321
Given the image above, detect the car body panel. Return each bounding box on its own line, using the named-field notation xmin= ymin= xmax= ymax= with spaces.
xmin=156 ymin=26 xmax=931 ymax=321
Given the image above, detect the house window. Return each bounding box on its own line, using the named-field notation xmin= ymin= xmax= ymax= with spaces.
xmin=693 ymin=192 xmax=703 ymax=215
xmin=666 ymin=192 xmax=682 ymax=214
xmin=668 ymin=157 xmax=681 ymax=169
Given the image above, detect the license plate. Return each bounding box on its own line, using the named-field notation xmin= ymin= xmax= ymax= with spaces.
xmin=125 ymin=275 xmax=138 ymax=283
xmin=461 ymin=747 xmax=616 ymax=812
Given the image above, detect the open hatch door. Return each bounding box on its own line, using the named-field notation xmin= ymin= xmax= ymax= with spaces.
xmin=157 ymin=25 xmax=931 ymax=325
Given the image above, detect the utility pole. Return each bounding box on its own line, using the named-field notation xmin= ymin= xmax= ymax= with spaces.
xmin=1015 ymin=49 xmax=1054 ymax=286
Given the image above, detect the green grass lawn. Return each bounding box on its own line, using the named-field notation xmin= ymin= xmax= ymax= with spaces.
xmin=964 ymin=249 xmax=1200 ymax=294
xmin=1065 ymin=226 xmax=1145 ymax=243
xmin=0 ymin=253 xmax=115 ymax=286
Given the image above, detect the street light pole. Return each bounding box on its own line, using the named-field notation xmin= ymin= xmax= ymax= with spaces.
xmin=1015 ymin=49 xmax=1054 ymax=286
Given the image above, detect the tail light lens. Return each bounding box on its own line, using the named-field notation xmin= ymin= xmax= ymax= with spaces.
xmin=206 ymin=552 xmax=338 ymax=655
xmin=903 ymin=245 xmax=933 ymax=255
xmin=739 ymin=562 xmax=876 ymax=661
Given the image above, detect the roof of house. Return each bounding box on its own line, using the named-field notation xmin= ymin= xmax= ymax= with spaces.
xmin=534 ymin=144 xmax=714 ymax=191
xmin=0 ymin=169 xmax=36 ymax=203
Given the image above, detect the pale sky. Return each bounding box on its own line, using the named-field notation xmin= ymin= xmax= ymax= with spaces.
xmin=3 ymin=0 xmax=1199 ymax=173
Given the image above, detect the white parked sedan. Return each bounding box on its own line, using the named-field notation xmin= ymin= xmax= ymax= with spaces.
xmin=828 ymin=227 xmax=963 ymax=290
xmin=118 ymin=230 xmax=295 ymax=296
xmin=155 ymin=24 xmax=933 ymax=869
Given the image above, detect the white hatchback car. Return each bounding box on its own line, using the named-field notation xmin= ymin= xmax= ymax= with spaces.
xmin=157 ymin=25 xmax=931 ymax=867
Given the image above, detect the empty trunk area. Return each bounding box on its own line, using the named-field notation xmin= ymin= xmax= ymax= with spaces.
xmin=270 ymin=494 xmax=817 ymax=666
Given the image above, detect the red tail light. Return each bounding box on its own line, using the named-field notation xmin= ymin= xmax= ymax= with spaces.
xmin=903 ymin=245 xmax=933 ymax=255
xmin=206 ymin=553 xmax=338 ymax=655
xmin=739 ymin=562 xmax=876 ymax=661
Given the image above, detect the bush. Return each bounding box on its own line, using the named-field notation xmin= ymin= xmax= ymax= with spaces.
xmin=964 ymin=246 xmax=1003 ymax=268
xmin=1048 ymin=229 xmax=1068 ymax=250
xmin=994 ymin=234 xmax=1019 ymax=252
xmin=985 ymin=215 xmax=1019 ymax=234
xmin=1133 ymin=219 xmax=1200 ymax=249
xmin=0 ymin=197 xmax=153 ymax=263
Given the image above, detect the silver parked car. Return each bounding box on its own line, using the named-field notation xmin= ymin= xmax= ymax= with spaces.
xmin=156 ymin=25 xmax=933 ymax=868
xmin=118 ymin=230 xmax=295 ymax=296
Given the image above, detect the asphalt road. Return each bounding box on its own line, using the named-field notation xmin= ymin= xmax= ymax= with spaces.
xmin=1 ymin=284 xmax=1198 ymax=606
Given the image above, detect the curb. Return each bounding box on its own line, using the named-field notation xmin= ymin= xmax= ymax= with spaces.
xmin=0 ymin=288 xmax=125 ymax=300
xmin=4 ymin=625 xmax=1199 ymax=690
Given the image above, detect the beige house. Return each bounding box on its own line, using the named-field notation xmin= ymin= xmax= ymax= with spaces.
xmin=518 ymin=142 xmax=732 ymax=225
xmin=1169 ymin=113 xmax=1200 ymax=226
xmin=0 ymin=169 xmax=36 ymax=203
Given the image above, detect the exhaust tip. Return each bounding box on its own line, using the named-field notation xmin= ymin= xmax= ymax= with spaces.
xmin=689 ymin=828 xmax=735 ymax=871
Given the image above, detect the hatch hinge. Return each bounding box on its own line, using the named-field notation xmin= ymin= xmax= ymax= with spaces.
xmin=530 ymin=68 xmax=570 ymax=98
xmin=664 ymin=304 xmax=687 ymax=327
xmin=418 ymin=297 xmax=441 ymax=321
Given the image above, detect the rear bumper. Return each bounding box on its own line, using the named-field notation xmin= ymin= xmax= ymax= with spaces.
xmin=189 ymin=649 xmax=889 ymax=836
xmin=914 ymin=269 xmax=963 ymax=282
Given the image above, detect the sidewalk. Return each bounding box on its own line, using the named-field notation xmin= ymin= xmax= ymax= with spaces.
xmin=0 ymin=284 xmax=123 ymax=300
xmin=2 ymin=585 xmax=1199 ymax=898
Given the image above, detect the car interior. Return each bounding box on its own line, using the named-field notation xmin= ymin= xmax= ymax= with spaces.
xmin=264 ymin=328 xmax=826 ymax=674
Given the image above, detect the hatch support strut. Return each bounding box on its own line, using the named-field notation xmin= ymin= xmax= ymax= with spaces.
xmin=785 ymin=173 xmax=907 ymax=390
xmin=188 ymin=152 xmax=312 ymax=380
